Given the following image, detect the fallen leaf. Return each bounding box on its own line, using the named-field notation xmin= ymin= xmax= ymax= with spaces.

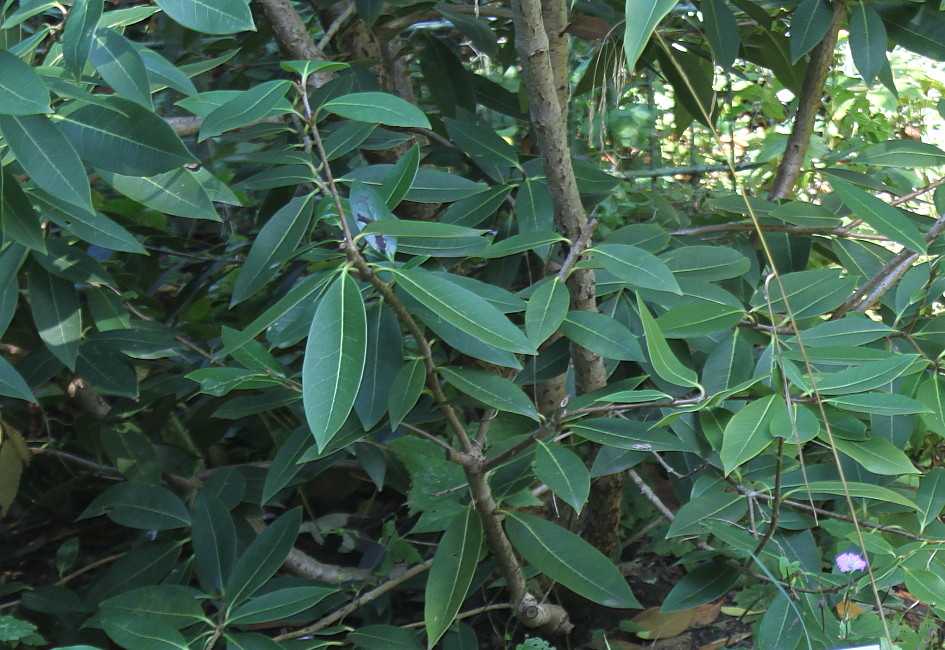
xmin=629 ymin=606 xmax=696 ymax=640
xmin=691 ymin=599 xmax=723 ymax=625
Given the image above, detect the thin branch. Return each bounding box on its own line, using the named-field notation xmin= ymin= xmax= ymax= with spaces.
xmin=670 ymin=221 xmax=891 ymax=241
xmin=767 ymin=2 xmax=844 ymax=200
xmin=622 ymin=160 xmax=763 ymax=179
xmin=317 ymin=0 xmax=356 ymax=52
xmin=556 ymin=218 xmax=598 ymax=282
xmin=254 ymin=0 xmax=336 ymax=88
xmin=274 ymin=559 xmax=435 ymax=640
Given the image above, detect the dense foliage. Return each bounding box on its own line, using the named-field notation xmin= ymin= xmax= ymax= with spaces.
xmin=6 ymin=0 xmax=945 ymax=648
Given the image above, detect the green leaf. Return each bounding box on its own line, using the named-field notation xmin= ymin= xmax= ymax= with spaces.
xmin=757 ymin=593 xmax=803 ymax=649
xmin=904 ymin=569 xmax=945 ymax=611
xmin=360 ymin=221 xmax=486 ymax=239
xmin=354 ymin=302 xmax=403 ymax=429
xmin=0 ymin=166 xmax=44 ymax=252
xmin=855 ymin=139 xmax=945 ymax=167
xmin=439 ymin=366 xmax=539 ymax=421
xmin=0 ymin=357 xmax=36 ymax=402
xmin=661 ymin=560 xmax=739 ymax=612
xmin=791 ymin=481 xmax=917 ymax=509
xmin=232 ymin=194 xmax=313 ymax=305
xmin=62 ymin=1 xmax=103 ymax=78
xmin=228 ymin=586 xmax=336 ymax=625
xmin=393 ymin=268 xmax=536 ymax=355
xmin=636 ymin=295 xmax=700 ymax=390
xmin=833 ymin=437 xmax=919 ymax=476
xmin=90 ymin=28 xmax=152 ymax=108
xmin=99 ymin=168 xmax=219 ymax=221
xmin=77 ymin=343 xmax=138 ymax=398
xmin=343 ymin=165 xmax=487 ymax=203
xmin=790 ymin=0 xmax=833 ymax=62
xmin=505 ymin=511 xmax=640 ymax=608
xmin=79 ymin=483 xmax=191 ymax=530
xmin=100 ymin=425 xmax=160 ymax=484
xmin=830 ymin=178 xmax=927 ymax=254
xmin=769 ymin=200 xmax=843 ymax=228
xmin=569 ymin=418 xmax=690 ymax=452
xmin=754 ymin=269 xmax=856 ymax=320
xmin=917 ymin=466 xmax=945 ymax=529
xmin=100 ymin=585 xmax=205 ymax=629
xmin=86 ymin=541 xmax=182 ymax=604
xmin=559 ymin=311 xmax=644 ymax=361
xmin=592 ymin=244 xmax=680 ymax=293
xmin=0 ymin=50 xmax=49 ymax=114
xmin=816 ymin=354 xmax=922 ymax=395
xmin=302 ymin=273 xmax=367 ymax=451
xmin=826 ymin=392 xmax=932 ymax=416
xmin=388 ymin=359 xmax=425 ymax=429
xmin=323 ymin=92 xmax=431 ymax=129
xmin=656 ymin=301 xmax=744 ymax=339
xmin=224 ymin=633 xmax=282 ymax=650
xmin=525 ymin=278 xmax=569 ymax=346
xmin=192 ymin=491 xmax=237 ymax=593
xmin=479 ymin=231 xmax=567 ymax=259
xmin=424 ymin=509 xmax=483 ymax=648
xmin=380 ymin=142 xmax=420 ymax=209
xmin=199 ymin=80 xmax=293 ymax=141
xmin=624 ymin=0 xmax=679 ymax=70
xmin=29 ymin=265 xmax=81 ymax=370
xmin=261 ymin=427 xmax=314 ymax=505
xmin=660 ymin=246 xmax=750 ymax=281
xmin=444 ymin=116 xmax=519 ymax=168
xmin=186 ymin=367 xmax=279 ymax=397
xmin=667 ymin=491 xmax=746 ymax=537
xmin=224 ymin=508 xmax=302 ymax=607
xmin=58 ymin=98 xmax=197 ymax=176
xmin=702 ymin=0 xmax=739 ymax=70
xmin=349 ymin=625 xmax=423 ymax=650
xmin=155 ymin=0 xmax=255 ymax=35
xmin=103 ymin=618 xmax=188 ymax=650
xmin=796 ymin=317 xmax=894 ymax=347
xmin=534 ymin=441 xmax=590 ymax=514
xmin=720 ymin=394 xmax=780 ymax=475
xmin=849 ymin=2 xmax=887 ymax=86
xmin=0 ymin=114 xmax=91 ymax=211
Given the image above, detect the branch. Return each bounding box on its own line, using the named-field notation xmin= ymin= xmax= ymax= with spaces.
xmin=767 ymin=2 xmax=844 ymax=200
xmin=254 ymin=0 xmax=336 ymax=87
xmin=623 ymin=160 xmax=763 ymax=179
xmin=670 ymin=221 xmax=891 ymax=241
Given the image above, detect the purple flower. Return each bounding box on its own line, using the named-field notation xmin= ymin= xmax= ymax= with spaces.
xmin=836 ymin=552 xmax=867 ymax=573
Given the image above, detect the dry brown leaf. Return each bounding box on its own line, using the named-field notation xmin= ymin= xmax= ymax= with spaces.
xmin=564 ymin=16 xmax=614 ymax=41
xmin=630 ymin=606 xmax=697 ymax=640
xmin=690 ymin=599 xmax=723 ymax=625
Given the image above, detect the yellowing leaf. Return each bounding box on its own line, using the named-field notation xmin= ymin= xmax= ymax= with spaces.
xmin=0 ymin=420 xmax=30 ymax=517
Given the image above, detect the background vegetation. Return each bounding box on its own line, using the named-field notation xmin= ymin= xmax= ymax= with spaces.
xmin=5 ymin=0 xmax=945 ymax=648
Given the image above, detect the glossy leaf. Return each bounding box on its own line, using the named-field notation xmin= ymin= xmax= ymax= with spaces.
xmin=757 ymin=593 xmax=803 ymax=649
xmin=0 ymin=166 xmax=44 ymax=252
xmin=155 ymin=0 xmax=255 ymax=34
xmin=505 ymin=511 xmax=640 ymax=608
xmin=792 ymin=481 xmax=917 ymax=509
xmin=917 ymin=466 xmax=945 ymax=530
xmin=349 ymin=625 xmax=423 ymax=650
xmin=199 ymin=80 xmax=293 ymax=141
xmin=380 ymin=142 xmax=420 ymax=208
xmin=232 ymin=194 xmax=313 ymax=305
xmin=534 ymin=441 xmax=590 ymax=513
xmin=302 ymin=273 xmax=367 ymax=450
xmin=29 ymin=265 xmax=81 ymax=370
xmin=100 ymin=585 xmax=205 ymax=629
xmin=424 ymin=509 xmax=483 ymax=648
xmin=344 ymin=165 xmax=487 ymax=203
xmin=62 ymin=0 xmax=104 ymax=79
xmin=228 ymin=586 xmax=336 ymax=625
xmin=660 ymin=246 xmax=750 ymax=281
xmin=100 ymin=426 xmax=160 ymax=484
xmin=439 ymin=366 xmax=539 ymax=421
xmin=569 ymin=418 xmax=689 ymax=452
xmin=90 ymin=28 xmax=152 ymax=108
xmin=79 ymin=483 xmax=191 ymax=530
xmin=624 ymin=0 xmax=680 ymax=71
xmin=559 ymin=311 xmax=644 ymax=361
xmin=99 ymin=169 xmax=218 ymax=221
xmin=191 ymin=490 xmax=237 ymax=594
xmin=388 ymin=359 xmax=426 ymax=429
xmin=831 ymin=178 xmax=927 ymax=254
xmin=593 ymin=244 xmax=680 ymax=293
xmin=855 ymin=140 xmax=945 ymax=167
xmin=667 ymin=491 xmax=746 ymax=537
xmin=0 ymin=114 xmax=92 ymax=211
xmin=796 ymin=317 xmax=894 ymax=347
xmin=0 ymin=357 xmax=36 ymax=403
xmin=790 ymin=0 xmax=833 ymax=62
xmin=58 ymin=98 xmax=197 ymax=176
xmin=702 ymin=0 xmax=738 ymax=70
xmin=720 ymin=394 xmax=779 ymax=475
xmin=636 ymin=295 xmax=700 ymax=390
xmin=849 ymin=2 xmax=887 ymax=86
xmin=394 ymin=268 xmax=535 ymax=355
xmin=833 ymin=437 xmax=919 ymax=476
xmin=826 ymin=393 xmax=932 ymax=416
xmin=224 ymin=508 xmax=302 ymax=607
xmin=323 ymin=92 xmax=431 ymax=129
xmin=661 ymin=560 xmax=738 ymax=612
xmin=0 ymin=50 xmax=49 ymax=114
xmin=525 ymin=278 xmax=569 ymax=346
xmin=103 ymin=618 xmax=188 ymax=650
xmin=816 ymin=354 xmax=921 ymax=395
xmin=354 ymin=302 xmax=403 ymax=429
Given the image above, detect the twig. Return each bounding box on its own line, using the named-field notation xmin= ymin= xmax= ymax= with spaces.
xmin=274 ymin=560 xmax=435 ymax=640
xmin=402 ymin=602 xmax=512 ymax=629
xmin=317 ymin=1 xmax=356 ymax=52
xmin=623 ymin=160 xmax=763 ymax=179
xmin=556 ymin=218 xmax=598 ymax=282
xmin=671 ymin=221 xmax=891 ymax=241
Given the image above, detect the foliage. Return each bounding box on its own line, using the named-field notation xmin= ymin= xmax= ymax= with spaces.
xmin=4 ymin=0 xmax=945 ymax=649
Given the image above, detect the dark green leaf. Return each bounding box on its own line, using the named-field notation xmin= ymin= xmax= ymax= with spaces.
xmin=0 ymin=114 xmax=91 ymax=211
xmin=228 ymin=586 xmax=336 ymax=625
xmin=261 ymin=427 xmax=314 ymax=505
xmin=155 ymin=0 xmax=255 ymax=35
xmin=100 ymin=425 xmax=160 ymax=484
xmin=323 ymin=92 xmax=431 ymax=129
xmin=103 ymin=618 xmax=188 ymax=650
xmin=525 ymin=278 xmax=569 ymax=346
xmin=831 ymin=178 xmax=927 ymax=253
xmin=593 ymin=244 xmax=680 ymax=293
xmin=192 ymin=490 xmax=237 ymax=593
xmin=791 ymin=481 xmax=917 ymax=509
xmin=720 ymin=394 xmax=779 ymax=475
xmin=303 ymin=273 xmax=367 ymax=451
xmin=224 ymin=508 xmax=302 ymax=607
xmin=826 ymin=393 xmax=932 ymax=416
xmin=790 ymin=0 xmax=832 ymax=62
xmin=849 ymin=2 xmax=887 ymax=86
xmin=349 ymin=625 xmax=423 ymax=650
xmin=0 ymin=357 xmax=35 ymax=402
xmin=569 ymin=418 xmax=690 ymax=452
xmin=90 ymin=28 xmax=152 ymax=108
xmin=702 ymin=0 xmax=739 ymax=70
xmin=100 ymin=585 xmax=206 ymax=629
xmin=79 ymin=482 xmax=191 ymax=530
xmin=660 ymin=246 xmax=750 ymax=281
xmin=424 ymin=509 xmax=483 ymax=647
xmin=30 ymin=189 xmax=145 ymax=253
xmin=354 ymin=302 xmax=403 ymax=429
xmin=29 ymin=265 xmax=81 ymax=370
xmin=667 ymin=491 xmax=746 ymax=537
xmin=636 ymin=295 xmax=700 ymax=389
xmin=833 ymin=437 xmax=919 ymax=476
xmin=440 ymin=366 xmax=539 ymax=421
xmin=917 ymin=466 xmax=945 ymax=530
xmin=380 ymin=142 xmax=420 ymax=209
xmin=0 ymin=166 xmax=44 ymax=252
xmin=388 ymin=359 xmax=425 ymax=429
xmin=99 ymin=169 xmax=219 ymax=221
xmin=199 ymin=81 xmax=293 ymax=141
xmin=0 ymin=50 xmax=49 ymax=114
xmin=559 ymin=311 xmax=643 ymax=361
xmin=343 ymin=165 xmax=487 ymax=203
xmin=505 ymin=511 xmax=640 ymax=608
xmin=62 ymin=0 xmax=104 ymax=79
xmin=661 ymin=560 xmax=739 ymax=612
xmin=854 ymin=140 xmax=945 ymax=167
xmin=534 ymin=441 xmax=590 ymax=513
xmin=624 ymin=0 xmax=679 ymax=70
